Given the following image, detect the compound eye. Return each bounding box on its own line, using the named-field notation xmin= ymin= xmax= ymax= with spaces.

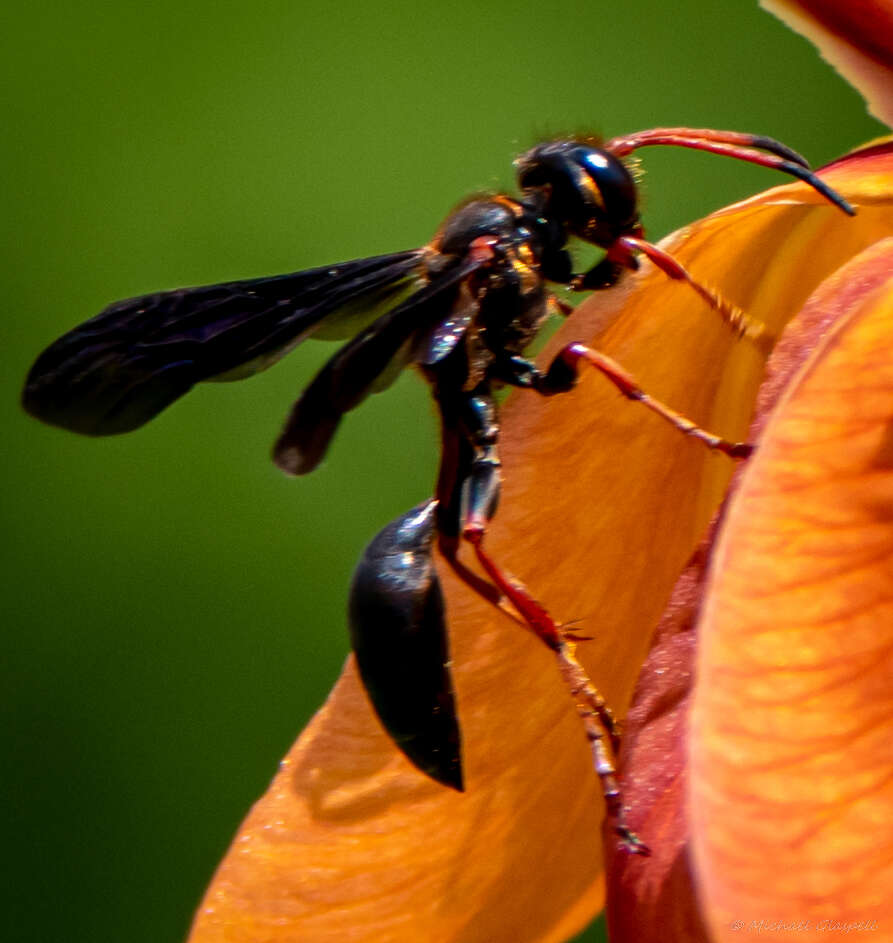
xmin=577 ymin=148 xmax=638 ymax=232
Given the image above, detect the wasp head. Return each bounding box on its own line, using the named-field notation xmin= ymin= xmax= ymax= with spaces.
xmin=516 ymin=139 xmax=640 ymax=249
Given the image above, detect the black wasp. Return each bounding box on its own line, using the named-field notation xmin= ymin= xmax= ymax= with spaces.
xmin=23 ymin=127 xmax=853 ymax=854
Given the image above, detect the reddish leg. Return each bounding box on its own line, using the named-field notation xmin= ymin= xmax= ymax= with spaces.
xmin=570 ymin=222 xmax=772 ymax=346
xmin=455 ymin=527 xmax=648 ymax=855
xmin=610 ymin=235 xmax=772 ymax=347
xmin=538 ymin=342 xmax=753 ymax=458
xmin=434 ymin=388 xmax=649 ymax=855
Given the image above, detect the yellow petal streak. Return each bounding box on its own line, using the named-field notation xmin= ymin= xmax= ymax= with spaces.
xmin=691 ymin=239 xmax=893 ymax=943
xmin=189 ymin=148 xmax=893 ymax=943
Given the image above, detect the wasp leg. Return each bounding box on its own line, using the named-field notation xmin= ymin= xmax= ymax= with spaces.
xmin=528 ymin=343 xmax=754 ymax=458
xmin=570 ymin=237 xmax=772 ymax=347
xmin=437 ymin=388 xmax=649 ymax=855
xmin=570 ymin=256 xmax=628 ymax=293
xmin=349 ymin=500 xmax=463 ymax=790
xmin=461 ymin=528 xmax=648 ymax=854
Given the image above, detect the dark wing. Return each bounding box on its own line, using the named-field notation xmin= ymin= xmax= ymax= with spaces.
xmin=274 ymin=255 xmax=483 ymax=475
xmin=413 ymin=281 xmax=476 ymax=365
xmin=22 ymin=250 xmax=424 ymax=436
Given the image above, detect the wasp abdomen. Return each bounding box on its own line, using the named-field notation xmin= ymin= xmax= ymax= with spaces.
xmin=348 ymin=500 xmax=463 ymax=791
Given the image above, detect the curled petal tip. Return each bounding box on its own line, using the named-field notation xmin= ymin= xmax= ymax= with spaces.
xmin=761 ymin=0 xmax=893 ymax=126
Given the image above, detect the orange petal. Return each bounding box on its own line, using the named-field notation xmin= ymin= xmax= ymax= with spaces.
xmin=603 ymin=530 xmax=717 ymax=943
xmin=189 ymin=152 xmax=893 ymax=943
xmin=605 ymin=230 xmax=893 ymax=943
xmin=690 ymin=238 xmax=893 ymax=943
xmin=761 ymin=0 xmax=893 ymax=125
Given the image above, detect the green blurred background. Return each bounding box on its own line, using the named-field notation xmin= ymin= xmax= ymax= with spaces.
xmin=2 ymin=2 xmax=882 ymax=941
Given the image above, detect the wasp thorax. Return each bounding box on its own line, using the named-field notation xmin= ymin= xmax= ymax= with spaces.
xmin=516 ymin=139 xmax=639 ymax=248
xmin=435 ymin=199 xmax=519 ymax=258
